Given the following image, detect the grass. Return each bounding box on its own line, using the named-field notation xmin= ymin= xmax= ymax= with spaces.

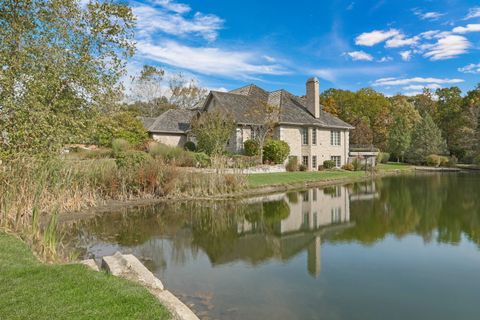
xmin=0 ymin=232 xmax=170 ymax=320
xmin=247 ymin=163 xmax=413 ymax=187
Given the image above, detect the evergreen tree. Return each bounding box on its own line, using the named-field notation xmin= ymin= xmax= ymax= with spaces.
xmin=406 ymin=113 xmax=447 ymax=164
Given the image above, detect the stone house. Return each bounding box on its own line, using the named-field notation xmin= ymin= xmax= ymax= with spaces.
xmin=142 ymin=78 xmax=353 ymax=169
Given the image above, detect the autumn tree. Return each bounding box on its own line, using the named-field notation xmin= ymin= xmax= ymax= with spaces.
xmin=0 ymin=0 xmax=135 ymax=157
xmin=191 ymin=110 xmax=236 ymax=156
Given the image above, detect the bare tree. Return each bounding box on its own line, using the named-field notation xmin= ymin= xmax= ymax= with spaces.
xmin=246 ymin=101 xmax=280 ymax=162
xmin=169 ymin=73 xmax=208 ymax=109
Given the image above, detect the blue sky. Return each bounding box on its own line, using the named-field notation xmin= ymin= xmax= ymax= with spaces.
xmin=128 ymin=0 xmax=480 ymax=96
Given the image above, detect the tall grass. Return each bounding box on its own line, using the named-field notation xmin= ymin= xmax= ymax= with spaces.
xmin=0 ymin=156 xmax=246 ymax=260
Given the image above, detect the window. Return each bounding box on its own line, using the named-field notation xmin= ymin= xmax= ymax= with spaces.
xmin=302 ymin=156 xmax=309 ymax=168
xmin=302 ymin=128 xmax=309 ymax=145
xmin=251 ymin=126 xmax=257 ymax=140
xmin=312 ymin=128 xmax=317 ymax=145
xmin=331 ymin=207 xmax=342 ymax=223
xmin=331 ymin=156 xmax=341 ymax=168
xmin=312 ymin=156 xmax=317 ymax=170
xmin=303 ymin=190 xmax=309 ymax=202
xmin=330 ymin=130 xmax=341 ymax=146
xmin=312 ymin=188 xmax=317 ymax=202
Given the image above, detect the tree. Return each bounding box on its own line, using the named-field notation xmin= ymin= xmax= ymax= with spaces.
xmin=191 ymin=110 xmax=236 ymax=156
xmin=0 ymin=0 xmax=135 ymax=157
xmin=410 ymin=88 xmax=437 ymax=117
xmin=169 ymin=73 xmax=208 ymax=109
xmin=350 ymin=118 xmax=374 ymax=146
xmin=93 ymin=111 xmax=148 ymax=147
xmin=405 ymin=113 xmax=447 ymax=164
xmin=387 ymin=96 xmax=421 ymax=161
xmin=245 ymin=101 xmax=280 ymax=162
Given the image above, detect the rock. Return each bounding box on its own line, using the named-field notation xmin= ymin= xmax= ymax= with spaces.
xmin=101 ymin=252 xmax=164 ymax=290
xmin=156 ymin=290 xmax=200 ymax=320
xmin=80 ymin=259 xmax=99 ymax=272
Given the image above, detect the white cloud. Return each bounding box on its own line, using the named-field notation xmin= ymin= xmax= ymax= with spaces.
xmin=355 ymin=29 xmax=400 ymax=46
xmin=133 ymin=3 xmax=224 ymax=41
xmin=399 ymin=50 xmax=412 ymax=61
xmin=458 ymin=63 xmax=480 ymax=74
xmin=344 ymin=51 xmax=374 ymax=61
xmin=373 ymin=77 xmax=464 ymax=86
xmin=414 ymin=10 xmax=445 ymax=20
xmin=464 ymin=7 xmax=480 ymax=20
xmin=452 ymin=24 xmax=480 ymax=34
xmin=311 ymin=65 xmax=402 ymax=83
xmin=403 ymin=84 xmax=441 ymax=91
xmin=378 ymin=56 xmax=393 ymax=62
xmin=136 ymin=40 xmax=289 ymax=78
xmin=385 ymin=35 xmax=419 ymax=48
xmin=152 ymin=0 xmax=191 ymax=14
xmin=263 ymin=55 xmax=276 ymax=62
xmin=419 ymin=30 xmax=441 ymax=39
xmin=421 ymin=35 xmax=471 ymax=60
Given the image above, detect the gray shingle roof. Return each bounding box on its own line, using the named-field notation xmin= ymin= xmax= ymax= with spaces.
xmin=143 ymin=109 xmax=197 ymax=134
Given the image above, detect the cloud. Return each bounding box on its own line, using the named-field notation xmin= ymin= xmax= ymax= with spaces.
xmin=464 ymin=7 xmax=480 ymax=20
xmin=355 ymin=29 xmax=400 ymax=46
xmin=373 ymin=77 xmax=464 ymax=86
xmin=378 ymin=56 xmax=393 ymax=62
xmin=310 ymin=65 xmax=401 ymax=83
xmin=385 ymin=35 xmax=419 ymax=48
xmin=413 ymin=9 xmax=445 ymax=20
xmin=136 ymin=40 xmax=289 ymax=78
xmin=458 ymin=63 xmax=480 ymax=74
xmin=153 ymin=0 xmax=191 ymax=14
xmin=421 ymin=35 xmax=471 ymax=60
xmin=344 ymin=51 xmax=374 ymax=61
xmin=452 ymin=24 xmax=480 ymax=34
xmin=403 ymin=84 xmax=442 ymax=91
xmin=133 ymin=3 xmax=224 ymax=41
xmin=399 ymin=50 xmax=412 ymax=61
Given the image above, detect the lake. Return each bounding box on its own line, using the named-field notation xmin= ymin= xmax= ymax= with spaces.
xmin=62 ymin=173 xmax=480 ymax=320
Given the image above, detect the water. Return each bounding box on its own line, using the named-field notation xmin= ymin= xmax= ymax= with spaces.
xmin=63 ymin=173 xmax=480 ymax=320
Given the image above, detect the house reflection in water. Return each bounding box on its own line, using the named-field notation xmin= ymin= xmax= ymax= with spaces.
xmin=223 ymin=185 xmax=352 ymax=278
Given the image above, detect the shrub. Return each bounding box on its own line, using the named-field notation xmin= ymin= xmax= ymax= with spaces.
xmin=446 ymin=155 xmax=458 ymax=168
xmin=378 ymin=152 xmax=390 ymax=164
xmin=323 ymin=160 xmax=335 ymax=169
xmin=474 ymin=154 xmax=480 ymax=166
xmin=112 ymin=138 xmax=131 ymax=156
xmin=286 ymin=157 xmax=299 ymax=172
xmin=263 ymin=140 xmax=290 ymax=164
xmin=115 ymin=151 xmax=152 ymax=169
xmin=299 ymin=164 xmax=307 ymax=171
xmin=194 ymin=152 xmax=211 ymax=168
xmin=352 ymin=158 xmax=362 ymax=171
xmin=184 ymin=141 xmax=197 ymax=152
xmin=439 ymin=156 xmax=449 ymax=167
xmin=83 ymin=149 xmax=113 ymax=159
xmin=426 ymin=154 xmax=441 ymax=167
xmin=244 ymin=139 xmax=260 ymax=156
xmin=230 ymin=155 xmax=259 ymax=168
xmin=342 ymin=163 xmax=354 ymax=171
xmin=93 ymin=111 xmax=148 ymax=147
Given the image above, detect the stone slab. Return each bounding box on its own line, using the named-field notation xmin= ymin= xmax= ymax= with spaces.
xmin=80 ymin=259 xmax=100 ymax=272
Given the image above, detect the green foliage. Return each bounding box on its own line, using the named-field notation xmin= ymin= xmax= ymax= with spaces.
xmin=262 ymin=140 xmax=290 ymax=164
xmin=299 ymin=164 xmax=307 ymax=171
xmin=426 ymin=154 xmax=442 ymax=167
xmin=191 ymin=110 xmax=236 ymax=156
xmin=286 ymin=157 xmax=299 ymax=172
xmin=352 ymin=158 xmax=362 ymax=171
xmin=194 ymin=152 xmax=211 ymax=168
xmin=323 ymin=160 xmax=336 ymax=169
xmin=378 ymin=152 xmax=390 ymax=164
xmin=111 ymin=139 xmax=131 ymax=156
xmin=115 ymin=151 xmax=152 ymax=169
xmin=94 ymin=112 xmax=148 ymax=147
xmin=244 ymin=139 xmax=260 ymax=156
xmin=148 ymin=143 xmax=196 ymax=167
xmin=184 ymin=141 xmax=197 ymax=152
xmin=342 ymin=163 xmax=354 ymax=171
xmin=0 ymin=0 xmax=135 ymax=157
xmin=406 ymin=114 xmax=447 ymax=164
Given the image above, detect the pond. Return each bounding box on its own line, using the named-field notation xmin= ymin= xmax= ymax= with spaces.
xmin=62 ymin=173 xmax=480 ymax=320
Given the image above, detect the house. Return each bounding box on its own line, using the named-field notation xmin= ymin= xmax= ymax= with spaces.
xmin=143 ymin=78 xmax=354 ymax=168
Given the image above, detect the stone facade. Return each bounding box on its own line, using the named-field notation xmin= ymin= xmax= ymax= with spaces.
xmin=152 ymin=133 xmax=187 ymax=147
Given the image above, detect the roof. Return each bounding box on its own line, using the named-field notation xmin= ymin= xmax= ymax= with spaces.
xmin=142 ymin=109 xmax=197 ymax=134
xmin=204 ymin=85 xmax=353 ymax=129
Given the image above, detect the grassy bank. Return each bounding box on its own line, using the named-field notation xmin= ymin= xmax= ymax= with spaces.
xmin=247 ymin=163 xmax=414 ymax=187
xmin=0 ymin=232 xmax=170 ymax=320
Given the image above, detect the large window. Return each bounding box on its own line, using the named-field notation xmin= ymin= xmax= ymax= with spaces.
xmin=312 ymin=128 xmax=317 ymax=145
xmin=331 ymin=207 xmax=342 ymax=223
xmin=330 ymin=130 xmax=341 ymax=146
xmin=302 ymin=155 xmax=309 ymax=168
xmin=312 ymin=155 xmax=317 ymax=170
xmin=331 ymin=156 xmax=341 ymax=168
xmin=302 ymin=128 xmax=309 ymax=145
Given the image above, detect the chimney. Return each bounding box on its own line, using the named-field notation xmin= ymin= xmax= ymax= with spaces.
xmin=306 ymin=77 xmax=320 ymax=118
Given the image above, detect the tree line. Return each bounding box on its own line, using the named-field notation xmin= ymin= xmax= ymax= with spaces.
xmin=321 ymin=86 xmax=480 ymax=164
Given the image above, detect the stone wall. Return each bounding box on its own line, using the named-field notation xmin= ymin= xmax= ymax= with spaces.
xmin=152 ymin=133 xmax=187 ymax=148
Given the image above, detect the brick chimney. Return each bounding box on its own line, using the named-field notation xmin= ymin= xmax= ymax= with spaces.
xmin=306 ymin=77 xmax=320 ymax=118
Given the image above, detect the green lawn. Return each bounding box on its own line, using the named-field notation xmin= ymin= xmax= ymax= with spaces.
xmin=0 ymin=232 xmax=170 ymax=320
xmin=247 ymin=163 xmax=413 ymax=187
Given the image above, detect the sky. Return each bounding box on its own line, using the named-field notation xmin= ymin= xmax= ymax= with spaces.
xmin=127 ymin=0 xmax=480 ymax=96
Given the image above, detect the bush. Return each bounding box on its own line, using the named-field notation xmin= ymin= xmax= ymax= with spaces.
xmin=378 ymin=152 xmax=390 ymax=164
xmin=352 ymin=158 xmax=362 ymax=171
xmin=244 ymin=139 xmax=260 ymax=156
xmin=342 ymin=163 xmax=354 ymax=171
xmin=446 ymin=155 xmax=458 ymax=168
xmin=93 ymin=111 xmax=148 ymax=147
xmin=323 ymin=160 xmax=335 ymax=169
xmin=426 ymin=154 xmax=441 ymax=167
xmin=230 ymin=155 xmax=260 ymax=168
xmin=147 ymin=143 xmax=196 ymax=167
xmin=184 ymin=141 xmax=197 ymax=152
xmin=112 ymin=138 xmax=131 ymax=156
xmin=83 ymin=149 xmax=112 ymax=159
xmin=263 ymin=140 xmax=290 ymax=164
xmin=439 ymin=156 xmax=449 ymax=167
xmin=286 ymin=157 xmax=299 ymax=172
xmin=115 ymin=150 xmax=152 ymax=169
xmin=474 ymin=154 xmax=480 ymax=166
xmin=299 ymin=164 xmax=307 ymax=171
xmin=194 ymin=152 xmax=211 ymax=168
